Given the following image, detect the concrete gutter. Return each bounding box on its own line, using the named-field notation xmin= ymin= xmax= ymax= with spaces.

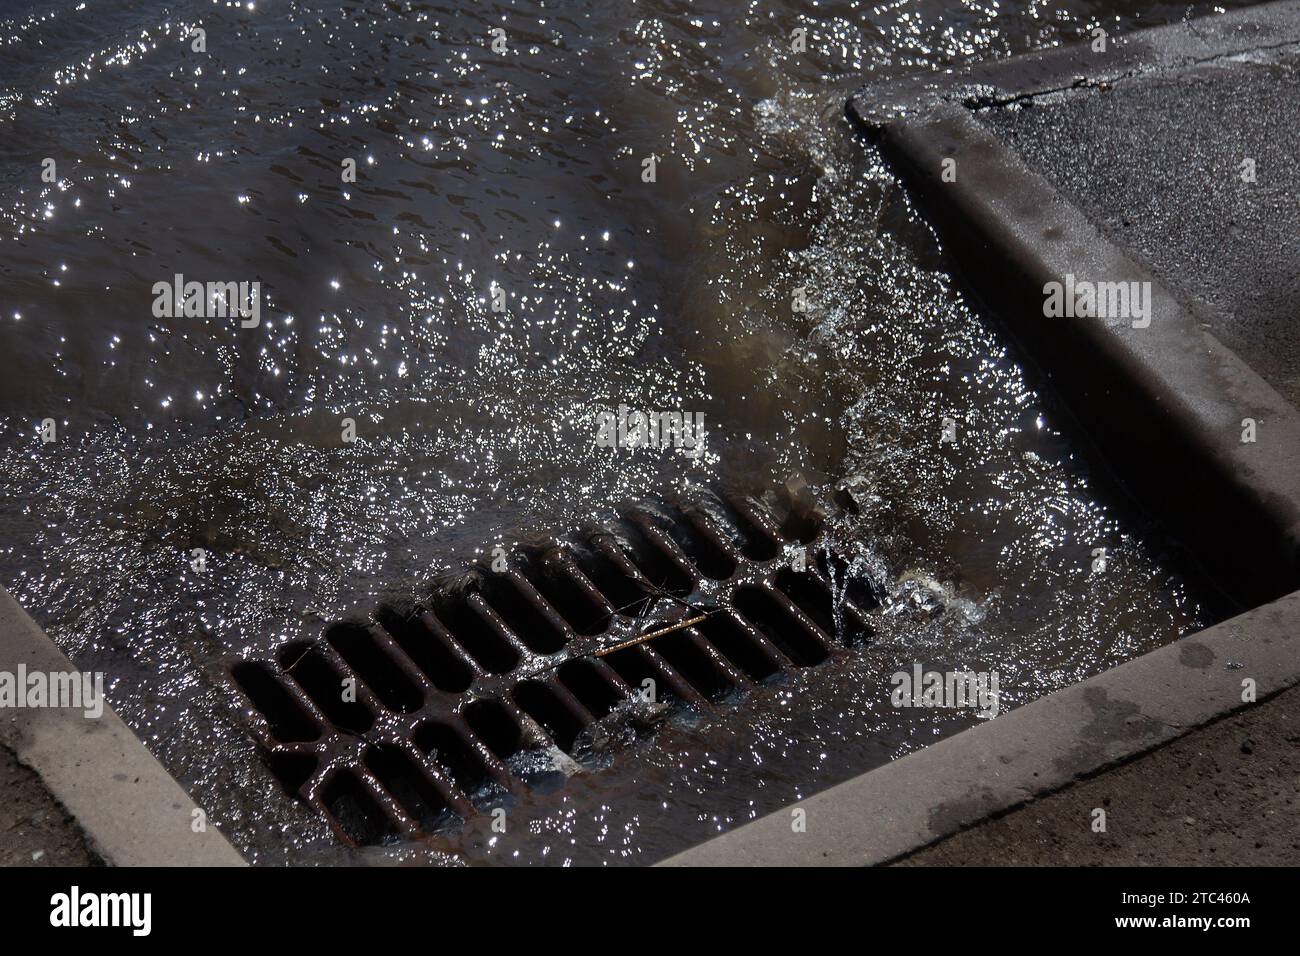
xmin=0 ymin=587 xmax=245 ymax=866
xmin=664 ymin=588 xmax=1300 ymax=866
xmin=665 ymin=2 xmax=1300 ymax=866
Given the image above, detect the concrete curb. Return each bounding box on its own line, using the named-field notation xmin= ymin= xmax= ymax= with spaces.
xmin=0 ymin=588 xmax=245 ymax=866
xmin=662 ymin=588 xmax=1300 ymax=866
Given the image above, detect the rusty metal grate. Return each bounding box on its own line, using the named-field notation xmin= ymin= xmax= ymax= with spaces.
xmin=228 ymin=493 xmax=878 ymax=846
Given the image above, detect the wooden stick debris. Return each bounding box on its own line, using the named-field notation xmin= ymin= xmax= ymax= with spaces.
xmin=594 ymin=613 xmax=712 ymax=657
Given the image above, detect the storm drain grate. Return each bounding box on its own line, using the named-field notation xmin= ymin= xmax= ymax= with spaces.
xmin=228 ymin=493 xmax=879 ymax=845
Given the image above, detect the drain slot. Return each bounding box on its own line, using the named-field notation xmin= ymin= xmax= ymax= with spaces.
xmin=722 ymin=500 xmax=783 ymax=560
xmin=530 ymin=557 xmax=609 ymax=635
xmin=326 ymin=624 xmax=425 ymax=713
xmin=774 ymin=568 xmax=841 ymax=639
xmin=280 ymin=644 xmax=376 ymax=734
xmin=649 ymin=628 xmax=735 ymax=700
xmin=670 ymin=508 xmax=739 ymax=580
xmin=462 ymin=698 xmax=527 ymax=760
xmin=513 ymin=680 xmax=586 ymax=752
xmin=434 ymin=599 xmax=520 ymax=674
xmin=374 ymin=608 xmax=475 ymax=692
xmin=603 ymin=647 xmax=676 ymax=704
xmin=621 ymin=520 xmax=695 ymax=595
xmin=732 ymin=586 xmax=830 ymax=666
xmin=322 ymin=772 xmax=399 ymax=845
xmin=573 ymin=544 xmax=652 ymax=619
xmin=413 ymin=722 xmax=492 ymax=795
xmin=557 ymin=658 xmax=625 ymax=718
xmin=230 ymin=662 xmax=321 ymax=743
xmin=478 ymin=574 xmax=569 ymax=654
xmin=694 ymin=610 xmax=784 ymax=681
xmin=364 ymin=745 xmax=457 ymax=832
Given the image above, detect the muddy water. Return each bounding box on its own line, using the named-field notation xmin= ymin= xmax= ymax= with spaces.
xmin=0 ymin=0 xmax=1241 ymax=864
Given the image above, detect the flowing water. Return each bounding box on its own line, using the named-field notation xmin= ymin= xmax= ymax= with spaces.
xmin=0 ymin=0 xmax=1243 ymax=864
